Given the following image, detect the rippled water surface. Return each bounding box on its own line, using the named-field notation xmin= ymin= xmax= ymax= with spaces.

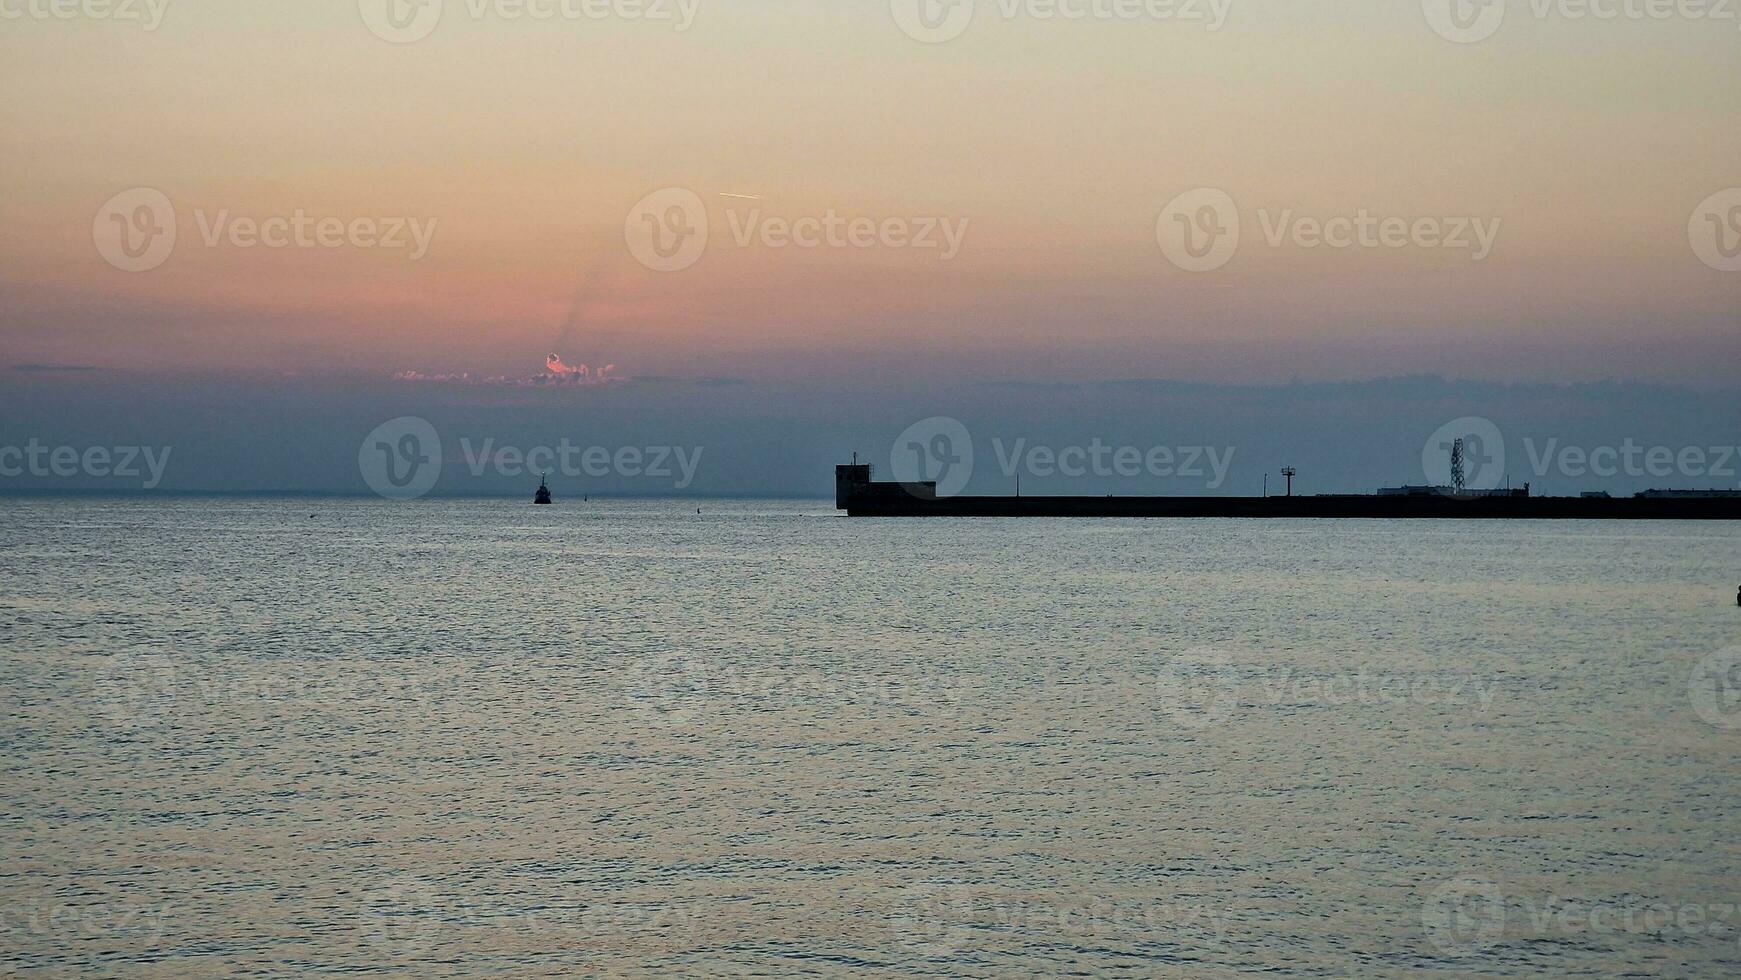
xmin=3 ymin=497 xmax=1739 ymax=976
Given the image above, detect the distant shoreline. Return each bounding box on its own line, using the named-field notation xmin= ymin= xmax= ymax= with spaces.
xmin=0 ymin=490 xmax=834 ymax=501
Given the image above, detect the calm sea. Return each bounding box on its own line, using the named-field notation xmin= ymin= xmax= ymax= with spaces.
xmin=3 ymin=498 xmax=1739 ymax=976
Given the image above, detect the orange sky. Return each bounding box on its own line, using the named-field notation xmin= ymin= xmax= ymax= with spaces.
xmin=3 ymin=0 xmax=1738 ymax=385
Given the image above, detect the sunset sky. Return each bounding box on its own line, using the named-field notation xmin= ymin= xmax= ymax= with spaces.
xmin=4 ymin=0 xmax=1737 ymax=388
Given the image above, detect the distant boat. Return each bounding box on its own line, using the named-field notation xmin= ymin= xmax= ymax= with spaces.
xmin=534 ymin=475 xmax=553 ymax=505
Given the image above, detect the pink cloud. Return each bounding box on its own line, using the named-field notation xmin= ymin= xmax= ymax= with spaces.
xmin=394 ymin=354 xmax=622 ymax=388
